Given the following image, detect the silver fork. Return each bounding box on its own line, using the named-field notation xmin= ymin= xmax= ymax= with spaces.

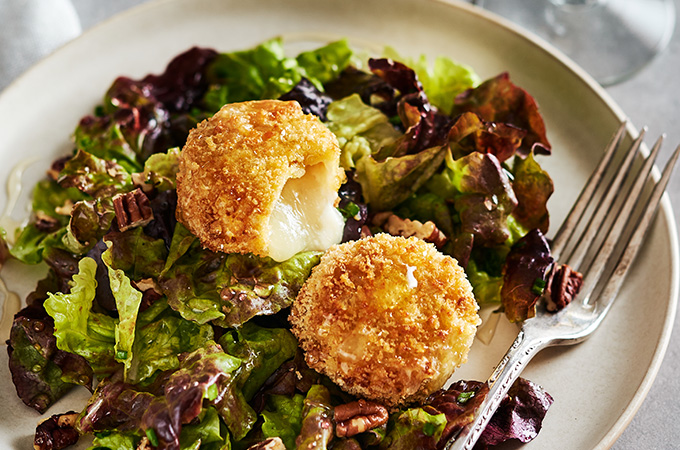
xmin=447 ymin=122 xmax=680 ymax=450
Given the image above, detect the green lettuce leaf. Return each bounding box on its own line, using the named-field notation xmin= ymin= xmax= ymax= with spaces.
xmin=89 ymin=432 xmax=140 ymax=450
xmin=74 ymin=118 xmax=144 ymax=173
xmin=8 ymin=305 xmax=94 ymax=414
xmin=43 ymin=254 xmax=159 ymax=378
xmin=179 ymin=407 xmax=226 ymax=450
xmin=511 ymin=152 xmax=554 ymax=233
xmin=161 ymin=222 xmax=197 ymax=275
xmin=394 ymin=191 xmax=455 ymax=237
xmin=445 ymin=111 xmax=527 ymax=163
xmin=8 ymin=178 xmax=89 ymax=264
xmin=383 ymin=47 xmax=479 ymax=115
xmin=160 ymin=228 xmax=321 ymax=327
xmin=61 ymin=198 xmax=116 ymax=255
xmin=58 ymin=149 xmax=134 ymax=198
xmin=10 ymin=223 xmax=67 ymax=265
xmin=260 ymin=394 xmax=305 ymax=449
xmin=356 ymin=144 xmax=447 ymax=211
xmin=160 ymin=240 xmax=226 ymax=325
xmin=219 ymin=323 xmax=298 ymax=401
xmin=134 ymin=147 xmax=181 ymax=192
xmin=296 ymin=39 xmax=354 ymax=87
xmin=452 ymin=72 xmax=551 ymax=157
xmin=104 ymin=227 xmax=168 ymax=281
xmin=129 ymin=312 xmax=214 ymax=385
xmin=501 ymin=229 xmax=553 ymax=322
xmin=465 ymin=259 xmax=503 ymax=305
xmin=325 ymin=94 xmax=401 ymax=170
xmin=44 ymin=258 xmax=119 ymax=376
xmin=78 ymin=344 xmax=242 ymax=449
xmin=296 ymin=384 xmax=334 ymax=450
xmin=7 ymin=247 xmax=95 ymax=412
xmin=427 ymin=150 xmax=517 ymax=246
xmin=380 ymin=407 xmax=447 ymax=450
xmin=204 ymin=38 xmax=352 ymax=112
xmin=220 ymin=252 xmax=321 ymax=327
xmin=32 ymin=178 xmax=88 ymax=224
xmin=101 ymin=241 xmax=143 ymax=377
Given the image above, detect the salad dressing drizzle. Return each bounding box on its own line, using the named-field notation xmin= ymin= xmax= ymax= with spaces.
xmin=0 ymin=157 xmax=40 ymax=338
xmin=0 ymin=279 xmax=20 ymax=339
xmin=0 ymin=156 xmax=40 ymax=243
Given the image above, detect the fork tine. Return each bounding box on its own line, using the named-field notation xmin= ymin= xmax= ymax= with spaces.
xmin=593 ymin=144 xmax=680 ymax=310
xmin=551 ymin=122 xmax=627 ymax=261
xmin=561 ymin=127 xmax=648 ymax=270
xmin=577 ymin=134 xmax=666 ymax=303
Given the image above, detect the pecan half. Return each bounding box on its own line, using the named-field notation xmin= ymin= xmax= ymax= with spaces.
xmin=373 ymin=212 xmax=447 ymax=248
xmin=334 ymin=399 xmax=389 ymax=438
xmin=33 ymin=411 xmax=79 ymax=450
xmin=113 ymin=188 xmax=154 ymax=232
xmin=546 ymin=263 xmax=583 ymax=312
xmin=246 ymin=437 xmax=286 ymax=450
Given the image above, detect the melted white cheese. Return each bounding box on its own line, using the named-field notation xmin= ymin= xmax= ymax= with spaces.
xmin=268 ymin=162 xmax=344 ymax=261
xmin=406 ymin=265 xmax=418 ymax=289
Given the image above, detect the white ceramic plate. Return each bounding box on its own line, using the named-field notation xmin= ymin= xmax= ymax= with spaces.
xmin=0 ymin=0 xmax=677 ymax=449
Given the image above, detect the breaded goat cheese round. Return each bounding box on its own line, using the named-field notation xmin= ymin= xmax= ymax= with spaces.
xmin=289 ymin=234 xmax=480 ymax=408
xmin=176 ymin=100 xmax=345 ymax=261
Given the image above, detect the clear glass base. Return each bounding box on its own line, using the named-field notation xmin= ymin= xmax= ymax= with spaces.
xmin=477 ymin=0 xmax=676 ymax=86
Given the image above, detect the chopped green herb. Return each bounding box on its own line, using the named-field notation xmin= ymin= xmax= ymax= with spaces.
xmin=457 ymin=391 xmax=475 ymax=404
xmin=145 ymin=428 xmax=159 ymax=447
xmin=207 ymin=383 xmax=219 ymax=401
xmin=338 ymin=202 xmax=361 ymax=219
xmin=531 ymin=277 xmax=547 ymax=295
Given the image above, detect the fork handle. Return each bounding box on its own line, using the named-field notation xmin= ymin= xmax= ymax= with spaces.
xmin=446 ymin=329 xmax=546 ymax=450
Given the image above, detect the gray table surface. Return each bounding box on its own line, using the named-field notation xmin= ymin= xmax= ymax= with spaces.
xmin=2 ymin=1 xmax=679 ymax=449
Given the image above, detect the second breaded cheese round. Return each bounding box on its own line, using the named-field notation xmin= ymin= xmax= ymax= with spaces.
xmin=289 ymin=234 xmax=480 ymax=408
xmin=176 ymin=100 xmax=345 ymax=261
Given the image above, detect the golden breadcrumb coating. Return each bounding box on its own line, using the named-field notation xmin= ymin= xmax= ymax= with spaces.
xmin=290 ymin=234 xmax=480 ymax=408
xmin=176 ymin=100 xmax=344 ymax=259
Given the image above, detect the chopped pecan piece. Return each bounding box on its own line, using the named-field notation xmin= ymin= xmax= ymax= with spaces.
xmin=54 ymin=199 xmax=75 ymax=216
xmin=136 ymin=436 xmax=154 ymax=450
xmin=247 ymin=437 xmax=286 ymax=450
xmin=373 ymin=212 xmax=448 ymax=248
xmin=546 ymin=263 xmax=583 ymax=312
xmin=334 ymin=399 xmax=389 ymax=438
xmin=133 ymin=278 xmax=162 ymax=294
xmin=131 ymin=171 xmax=154 ymax=193
xmin=133 ymin=278 xmax=164 ymax=311
xmin=46 ymin=156 xmax=71 ymax=181
xmin=34 ymin=211 xmax=60 ymax=233
xmin=113 ymin=188 xmax=154 ymax=232
xmin=33 ymin=411 xmax=79 ymax=450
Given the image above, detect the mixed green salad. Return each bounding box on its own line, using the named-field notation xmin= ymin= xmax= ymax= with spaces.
xmin=5 ymin=38 xmax=561 ymax=450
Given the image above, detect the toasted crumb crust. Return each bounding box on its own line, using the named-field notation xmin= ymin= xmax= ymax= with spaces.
xmin=176 ymin=100 xmax=343 ymax=255
xmin=289 ymin=234 xmax=480 ymax=408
